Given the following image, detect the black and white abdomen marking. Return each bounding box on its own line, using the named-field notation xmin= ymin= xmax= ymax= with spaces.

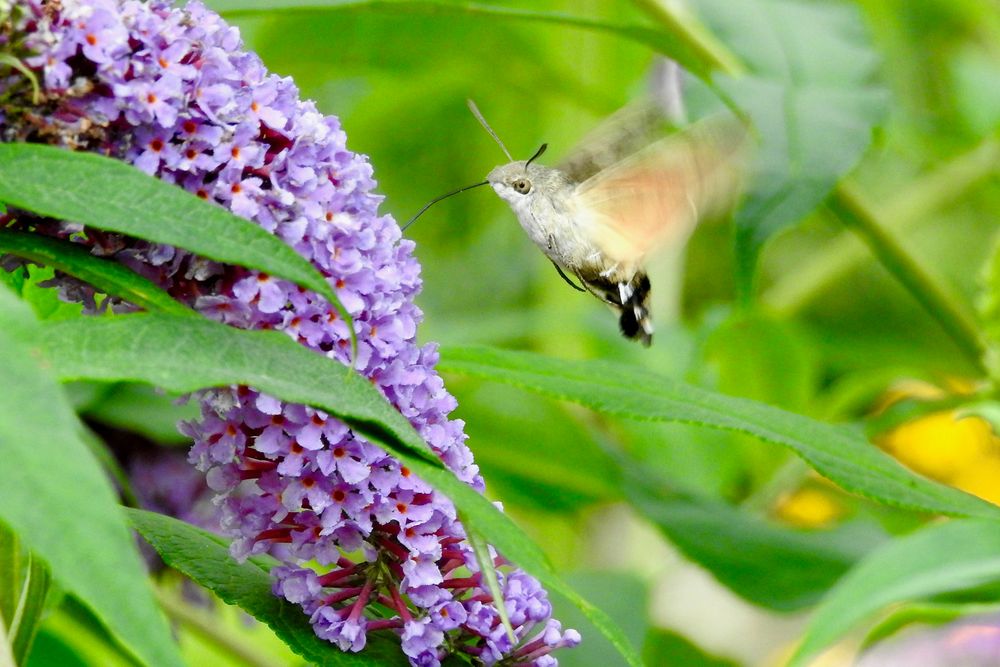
xmin=578 ymin=270 xmax=653 ymax=346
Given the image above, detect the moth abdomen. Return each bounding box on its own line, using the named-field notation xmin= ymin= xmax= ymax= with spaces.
xmin=579 ymin=270 xmax=653 ymax=346
xmin=619 ymin=272 xmax=653 ymax=347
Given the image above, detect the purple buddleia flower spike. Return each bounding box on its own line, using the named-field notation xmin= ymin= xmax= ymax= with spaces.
xmin=1 ymin=2 xmax=579 ymax=665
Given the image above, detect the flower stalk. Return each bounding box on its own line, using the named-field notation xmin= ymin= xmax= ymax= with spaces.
xmin=828 ymin=182 xmax=987 ymax=374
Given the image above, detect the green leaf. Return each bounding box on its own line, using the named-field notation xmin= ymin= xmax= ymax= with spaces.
xmin=553 ymin=572 xmax=647 ymax=667
xmin=0 ymin=285 xmax=184 ymax=667
xmin=438 ymin=345 xmax=1000 ymax=520
xmin=80 ymin=383 xmax=198 ymax=445
xmin=862 ymin=601 xmax=1000 ymax=650
xmin=789 ymin=519 xmax=1000 ymax=667
xmin=627 ymin=487 xmax=883 ymax=611
xmin=643 ymin=628 xmax=738 ymax=667
xmin=464 ymin=521 xmax=516 ymax=644
xmin=39 ymin=313 xmax=437 ymax=464
xmin=0 ymin=143 xmax=355 ymax=349
xmin=692 ymin=0 xmax=888 ymax=297
xmin=34 ymin=314 xmax=642 ymax=667
xmin=128 ymin=509 xmax=408 ymax=666
xmin=0 ymin=229 xmax=193 ymax=316
xmin=0 ymin=522 xmax=52 ymax=665
xmin=209 ymin=0 xmax=716 ymax=80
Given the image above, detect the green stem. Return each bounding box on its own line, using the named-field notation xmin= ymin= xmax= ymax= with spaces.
xmin=828 ymin=183 xmax=987 ymax=374
xmin=740 ymin=457 xmax=810 ymax=513
xmin=765 ymin=137 xmax=1000 ymax=314
xmin=155 ymin=587 xmax=284 ymax=667
xmin=628 ymin=0 xmax=745 ymax=76
xmin=0 ymin=54 xmax=39 ymax=104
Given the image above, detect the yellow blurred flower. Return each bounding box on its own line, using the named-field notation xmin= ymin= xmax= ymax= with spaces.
xmin=775 ymin=486 xmax=843 ymax=527
xmin=877 ymin=380 xmax=1000 ymax=506
xmin=881 ymin=411 xmax=994 ymax=479
xmin=950 ymin=455 xmax=1000 ymax=505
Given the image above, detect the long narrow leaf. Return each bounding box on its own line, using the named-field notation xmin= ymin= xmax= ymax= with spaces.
xmin=438 ymin=345 xmax=1000 ymax=520
xmin=39 ymin=314 xmax=436 ymax=463
xmin=0 ymin=286 xmax=184 ymax=667
xmin=0 ymin=229 xmax=192 ymax=316
xmin=0 ymin=523 xmax=52 ymax=665
xmin=129 ymin=509 xmax=407 ymax=666
xmin=0 ymin=144 xmax=355 ymax=349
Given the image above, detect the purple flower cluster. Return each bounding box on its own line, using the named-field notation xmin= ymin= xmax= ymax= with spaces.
xmin=1 ymin=1 xmax=579 ymax=664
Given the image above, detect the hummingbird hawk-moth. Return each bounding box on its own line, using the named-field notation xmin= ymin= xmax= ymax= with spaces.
xmin=404 ymin=100 xmax=747 ymax=346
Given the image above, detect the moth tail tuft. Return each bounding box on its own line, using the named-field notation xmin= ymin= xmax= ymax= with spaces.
xmin=580 ymin=270 xmax=653 ymax=346
xmin=617 ymin=272 xmax=653 ymax=346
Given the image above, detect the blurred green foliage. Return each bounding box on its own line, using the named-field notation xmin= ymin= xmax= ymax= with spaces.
xmin=224 ymin=0 xmax=1000 ymax=663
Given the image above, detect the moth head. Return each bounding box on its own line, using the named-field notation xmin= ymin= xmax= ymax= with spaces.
xmin=487 ymin=161 xmax=536 ymax=201
xmin=487 ymin=142 xmax=549 ymax=203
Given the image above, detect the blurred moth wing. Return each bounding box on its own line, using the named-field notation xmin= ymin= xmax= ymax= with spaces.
xmin=558 ymin=98 xmax=671 ymax=183
xmin=571 ymin=114 xmax=749 ymax=272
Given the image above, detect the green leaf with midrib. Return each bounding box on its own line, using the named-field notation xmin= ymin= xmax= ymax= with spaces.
xmin=438 ymin=345 xmax=1000 ymax=520
xmin=0 ymin=144 xmax=355 ymax=348
xmin=0 ymin=285 xmax=185 ymax=667
xmin=0 ymin=229 xmax=193 ymax=316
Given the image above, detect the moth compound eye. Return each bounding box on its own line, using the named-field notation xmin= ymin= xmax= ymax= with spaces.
xmin=513 ymin=179 xmax=532 ymax=194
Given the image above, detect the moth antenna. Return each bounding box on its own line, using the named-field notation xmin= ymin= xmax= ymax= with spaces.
xmin=524 ymin=143 xmax=548 ymax=171
xmin=401 ymin=180 xmax=490 ymax=232
xmin=467 ymin=99 xmax=514 ymax=162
